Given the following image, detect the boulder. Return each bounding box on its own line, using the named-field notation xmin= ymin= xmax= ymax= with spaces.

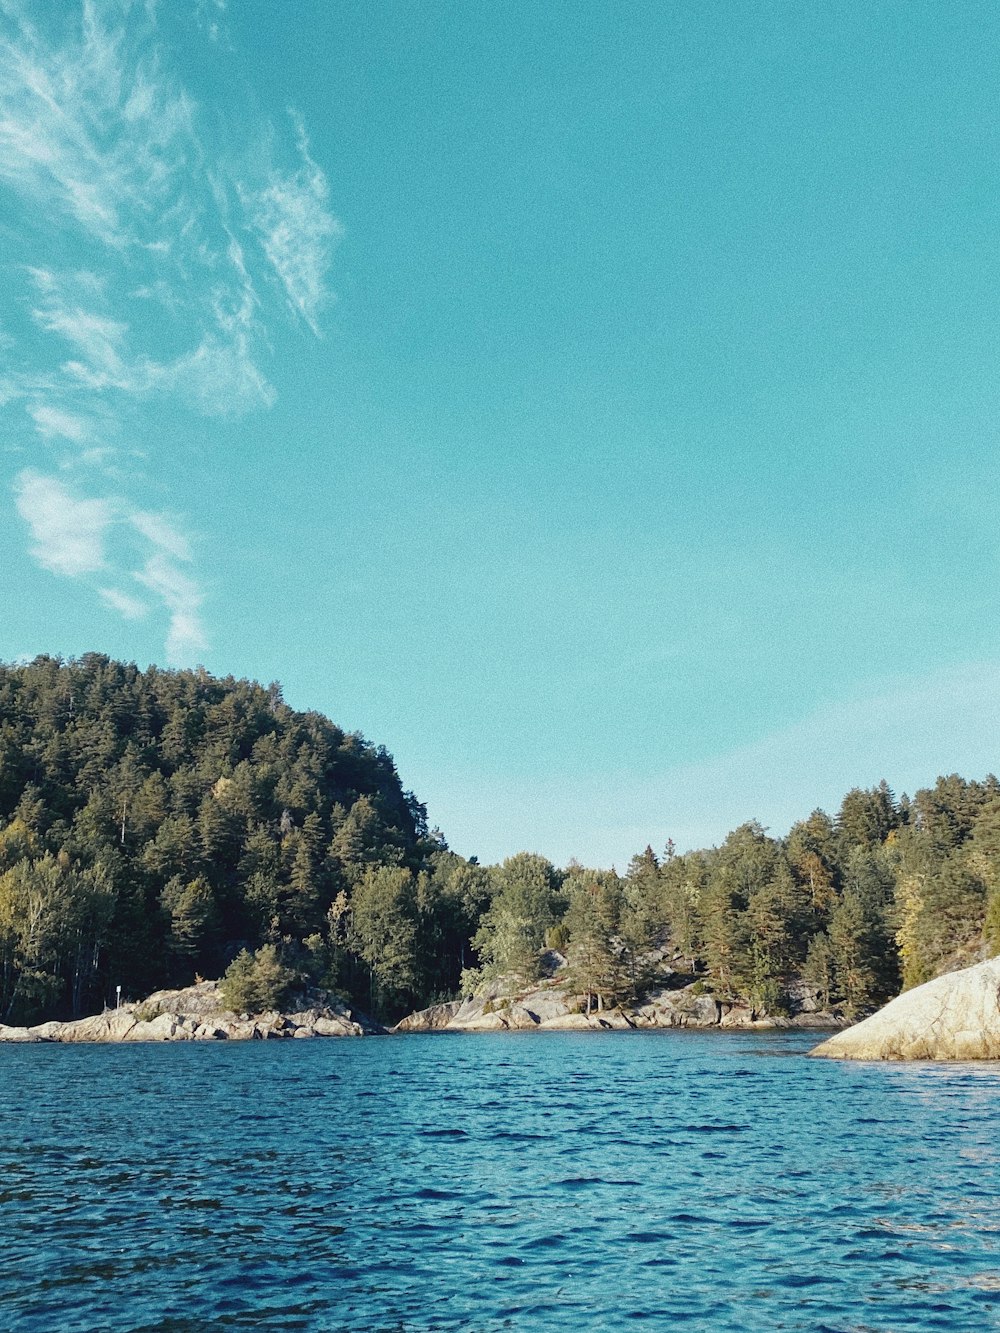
xmin=122 ymin=1012 xmax=181 ymax=1041
xmin=193 ymin=1023 xmax=229 ymax=1040
xmin=634 ymin=988 xmax=721 ymax=1028
xmin=516 ymin=988 xmax=577 ymax=1023
xmin=313 ymin=1015 xmax=364 ymax=1037
xmin=810 ymin=958 xmax=1000 ymax=1060
xmin=55 ymin=1010 xmax=137 ymax=1042
xmin=393 ymin=1001 xmax=464 ymax=1032
xmin=27 ymin=1021 xmax=63 ymax=1040
xmin=538 ymin=1013 xmax=593 ymax=1030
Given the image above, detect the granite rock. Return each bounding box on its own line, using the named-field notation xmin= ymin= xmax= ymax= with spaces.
xmin=810 ymin=958 xmax=1000 ymax=1061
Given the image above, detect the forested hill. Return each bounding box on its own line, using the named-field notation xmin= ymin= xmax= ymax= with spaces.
xmin=2 ymin=655 xmax=999 ymax=1029
xmin=0 ymin=655 xmax=447 ymax=1022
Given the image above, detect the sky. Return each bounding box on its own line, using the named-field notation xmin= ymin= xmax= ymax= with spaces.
xmin=3 ymin=0 xmax=1000 ymax=868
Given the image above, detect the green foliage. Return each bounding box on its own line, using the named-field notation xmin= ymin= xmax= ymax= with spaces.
xmin=0 ymin=853 xmax=114 ymax=1021
xmin=470 ymin=853 xmax=562 ymax=986
xmin=348 ymin=865 xmax=420 ymax=1010
xmin=545 ymin=921 xmax=572 ymax=952
xmin=985 ymin=889 xmax=1000 ymax=958
xmin=219 ymin=944 xmax=297 ymax=1014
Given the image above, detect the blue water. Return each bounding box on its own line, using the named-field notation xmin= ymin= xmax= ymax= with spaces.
xmin=1 ymin=1031 xmax=999 ymax=1331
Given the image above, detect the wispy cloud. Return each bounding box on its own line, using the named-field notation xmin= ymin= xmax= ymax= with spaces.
xmin=129 ymin=509 xmax=192 ymax=562
xmin=249 ymin=111 xmax=342 ymax=336
xmin=135 ymin=552 xmax=207 ymax=663
xmin=1 ymin=0 xmax=341 ymax=662
xmin=15 ymin=464 xmax=207 ymax=663
xmin=0 ymin=0 xmax=197 ymax=248
xmin=28 ymin=403 xmax=92 ymax=442
xmin=98 ymin=585 xmax=148 ymax=620
xmin=14 ymin=468 xmax=110 ymax=576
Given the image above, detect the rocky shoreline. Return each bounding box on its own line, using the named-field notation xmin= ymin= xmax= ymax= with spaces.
xmin=393 ymin=975 xmax=845 ymax=1034
xmin=0 ymin=980 xmax=381 ymax=1043
xmin=0 ymin=972 xmax=845 ymax=1044
xmin=6 ymin=958 xmax=999 ymax=1056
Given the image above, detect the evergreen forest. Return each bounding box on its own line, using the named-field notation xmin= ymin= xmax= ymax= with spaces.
xmin=1 ymin=655 xmax=998 ymax=1026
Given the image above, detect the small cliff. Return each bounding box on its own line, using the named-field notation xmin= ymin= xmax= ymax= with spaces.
xmin=810 ymin=957 xmax=1000 ymax=1060
xmin=0 ymin=980 xmax=381 ymax=1043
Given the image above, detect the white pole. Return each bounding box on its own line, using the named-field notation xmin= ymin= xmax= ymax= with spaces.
xmin=116 ymin=984 xmax=121 ymax=1011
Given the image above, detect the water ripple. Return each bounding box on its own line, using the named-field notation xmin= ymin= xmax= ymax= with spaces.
xmin=2 ymin=1032 xmax=1000 ymax=1330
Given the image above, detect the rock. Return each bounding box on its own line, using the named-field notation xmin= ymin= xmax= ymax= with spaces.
xmin=313 ymin=1015 xmax=362 ymax=1037
xmin=538 ymin=1013 xmax=593 ymax=1030
xmin=516 ymin=988 xmax=576 ymax=1023
xmin=393 ymin=1001 xmax=464 ymax=1032
xmin=0 ymin=1024 xmax=38 ymax=1042
xmin=55 ymin=1010 xmax=138 ymax=1042
xmin=453 ymin=1010 xmax=512 ymax=1031
xmin=718 ymin=1006 xmax=755 ymax=1028
xmin=505 ymin=1006 xmax=541 ymax=1029
xmin=810 ymin=958 xmax=1000 ymax=1060
xmin=634 ymin=988 xmax=721 ymax=1028
xmin=122 ymin=1013 xmax=181 ymax=1041
xmin=786 ymin=980 xmax=822 ymax=1014
xmin=0 ymin=979 xmax=382 ymax=1044
xmin=27 ymin=1021 xmax=63 ymax=1040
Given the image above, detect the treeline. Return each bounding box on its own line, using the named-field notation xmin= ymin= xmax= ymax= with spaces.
xmin=0 ymin=656 xmax=998 ymax=1025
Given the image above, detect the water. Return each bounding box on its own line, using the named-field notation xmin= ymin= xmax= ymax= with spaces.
xmin=1 ymin=1030 xmax=999 ymax=1331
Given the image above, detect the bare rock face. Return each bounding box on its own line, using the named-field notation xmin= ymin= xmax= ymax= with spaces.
xmin=810 ymin=958 xmax=1000 ymax=1061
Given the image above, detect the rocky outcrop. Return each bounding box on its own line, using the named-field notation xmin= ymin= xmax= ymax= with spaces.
xmin=394 ymin=976 xmax=844 ymax=1034
xmin=810 ymin=958 xmax=1000 ymax=1061
xmin=0 ymin=980 xmax=382 ymax=1044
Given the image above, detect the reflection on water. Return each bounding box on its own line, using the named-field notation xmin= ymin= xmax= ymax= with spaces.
xmin=1 ymin=1030 xmax=999 ymax=1330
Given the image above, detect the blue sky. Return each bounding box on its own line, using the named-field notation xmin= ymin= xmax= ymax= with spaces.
xmin=3 ymin=0 xmax=1000 ymax=866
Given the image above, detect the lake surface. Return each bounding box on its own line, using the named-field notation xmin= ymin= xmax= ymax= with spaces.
xmin=1 ymin=1030 xmax=999 ymax=1331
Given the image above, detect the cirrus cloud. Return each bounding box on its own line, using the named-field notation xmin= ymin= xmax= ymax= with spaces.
xmin=1 ymin=0 xmax=341 ymax=664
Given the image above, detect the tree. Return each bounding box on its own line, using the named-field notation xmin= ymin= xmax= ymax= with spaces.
xmin=701 ymin=824 xmax=780 ymax=993
xmin=0 ymin=854 xmax=114 ymax=1021
xmin=744 ymin=863 xmax=810 ymax=1013
xmin=348 ymin=866 xmax=420 ymax=1014
xmin=467 ymin=853 xmax=562 ymax=988
xmin=802 ymin=931 xmax=836 ymax=1011
xmin=837 ymin=783 xmax=899 ymax=852
xmin=829 ymin=888 xmax=894 ymax=1017
xmin=564 ymin=869 xmax=628 ymax=1011
xmin=219 ymin=944 xmax=296 ymax=1014
xmin=161 ymin=875 xmax=220 ymax=974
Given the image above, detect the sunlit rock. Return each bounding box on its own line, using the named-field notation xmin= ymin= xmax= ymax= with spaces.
xmin=810 ymin=958 xmax=1000 ymax=1060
